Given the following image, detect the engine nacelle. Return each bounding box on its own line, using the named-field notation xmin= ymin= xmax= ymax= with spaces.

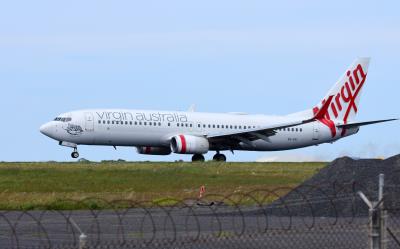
xmin=137 ymin=146 xmax=171 ymax=155
xmin=170 ymin=135 xmax=209 ymax=154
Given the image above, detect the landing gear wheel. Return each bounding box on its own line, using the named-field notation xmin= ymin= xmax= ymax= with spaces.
xmin=192 ymin=154 xmax=205 ymax=162
xmin=213 ymin=153 xmax=226 ymax=162
xmin=71 ymin=151 xmax=79 ymax=159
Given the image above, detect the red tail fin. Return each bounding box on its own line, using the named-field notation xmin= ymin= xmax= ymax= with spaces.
xmin=314 ymin=95 xmax=334 ymax=120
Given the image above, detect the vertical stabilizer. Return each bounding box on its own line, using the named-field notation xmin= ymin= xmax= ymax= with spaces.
xmin=315 ymin=57 xmax=370 ymax=123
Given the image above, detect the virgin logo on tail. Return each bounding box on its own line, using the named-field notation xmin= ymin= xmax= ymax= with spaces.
xmin=315 ymin=63 xmax=368 ymax=137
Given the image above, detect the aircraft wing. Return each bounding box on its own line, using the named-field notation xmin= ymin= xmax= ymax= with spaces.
xmin=207 ymin=96 xmax=334 ymax=148
xmin=336 ymin=119 xmax=398 ymax=129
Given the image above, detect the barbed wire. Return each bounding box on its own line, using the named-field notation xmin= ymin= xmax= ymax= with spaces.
xmin=0 ymin=181 xmax=399 ymax=249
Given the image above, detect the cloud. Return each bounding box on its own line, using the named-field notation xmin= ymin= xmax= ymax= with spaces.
xmin=256 ymin=152 xmax=329 ymax=162
xmin=257 ymin=142 xmax=400 ymax=163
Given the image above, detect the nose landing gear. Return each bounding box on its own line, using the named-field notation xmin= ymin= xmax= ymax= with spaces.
xmin=71 ymin=148 xmax=79 ymax=159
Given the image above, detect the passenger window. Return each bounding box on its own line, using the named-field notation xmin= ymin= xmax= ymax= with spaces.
xmin=177 ymin=123 xmax=180 ymax=127
xmin=139 ymin=122 xmax=142 ymax=125
xmin=203 ymin=124 xmax=206 ymax=128
xmin=208 ymin=124 xmax=211 ymax=128
xmin=300 ymin=128 xmax=303 ymax=132
xmin=239 ymin=126 xmax=242 ymax=129
xmin=190 ymin=124 xmax=192 ymax=127
xmin=134 ymin=121 xmax=137 ymax=125
xmin=213 ymin=125 xmax=215 ymax=128
xmin=130 ymin=121 xmax=132 ymax=125
xmin=296 ymin=128 xmax=298 ymax=132
xmin=230 ymin=125 xmax=233 ymax=129
xmin=144 ymin=122 xmax=147 ymax=125
xmin=185 ymin=123 xmax=188 ymax=127
xmin=168 ymin=123 xmax=171 ymax=126
xmin=158 ymin=122 xmax=161 ymax=126
xmin=112 ymin=121 xmax=115 ymax=124
xmin=234 ymin=126 xmax=237 ymax=129
xmin=198 ymin=124 xmax=201 ymax=128
xmin=217 ymin=125 xmax=220 ymax=128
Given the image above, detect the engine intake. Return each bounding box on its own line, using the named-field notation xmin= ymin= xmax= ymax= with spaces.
xmin=137 ymin=146 xmax=171 ymax=155
xmin=170 ymin=135 xmax=209 ymax=154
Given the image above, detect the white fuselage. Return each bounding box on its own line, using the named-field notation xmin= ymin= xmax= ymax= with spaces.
xmin=40 ymin=109 xmax=357 ymax=152
xmin=40 ymin=58 xmax=396 ymax=160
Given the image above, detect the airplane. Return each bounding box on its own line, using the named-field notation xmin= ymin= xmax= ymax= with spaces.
xmin=40 ymin=58 xmax=397 ymax=162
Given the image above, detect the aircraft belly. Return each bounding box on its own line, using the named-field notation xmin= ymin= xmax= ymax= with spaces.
xmin=90 ymin=129 xmax=163 ymax=146
xmin=238 ymin=125 xmax=324 ymax=151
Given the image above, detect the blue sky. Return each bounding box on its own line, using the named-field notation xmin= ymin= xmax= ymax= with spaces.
xmin=0 ymin=0 xmax=399 ymax=162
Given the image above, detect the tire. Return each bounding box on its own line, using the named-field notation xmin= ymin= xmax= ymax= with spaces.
xmin=213 ymin=153 xmax=226 ymax=162
xmin=192 ymin=154 xmax=205 ymax=162
xmin=71 ymin=152 xmax=79 ymax=158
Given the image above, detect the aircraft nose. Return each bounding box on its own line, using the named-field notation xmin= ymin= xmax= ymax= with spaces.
xmin=40 ymin=122 xmax=53 ymax=137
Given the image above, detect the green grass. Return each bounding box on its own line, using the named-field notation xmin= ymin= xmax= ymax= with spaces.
xmin=0 ymin=161 xmax=326 ymax=210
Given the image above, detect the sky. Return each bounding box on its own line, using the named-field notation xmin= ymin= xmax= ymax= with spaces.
xmin=0 ymin=0 xmax=399 ymax=162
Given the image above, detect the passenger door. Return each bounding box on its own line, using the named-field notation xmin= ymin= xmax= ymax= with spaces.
xmin=85 ymin=112 xmax=94 ymax=132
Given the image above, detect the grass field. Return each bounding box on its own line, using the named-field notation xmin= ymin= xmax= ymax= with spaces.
xmin=0 ymin=161 xmax=326 ymax=210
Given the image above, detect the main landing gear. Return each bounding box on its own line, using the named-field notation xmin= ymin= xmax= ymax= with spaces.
xmin=213 ymin=153 xmax=226 ymax=162
xmin=192 ymin=154 xmax=205 ymax=162
xmin=191 ymin=153 xmax=227 ymax=162
xmin=71 ymin=148 xmax=79 ymax=159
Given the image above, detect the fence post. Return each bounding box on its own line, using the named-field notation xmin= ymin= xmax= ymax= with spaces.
xmin=378 ymin=174 xmax=387 ymax=249
xmin=68 ymin=217 xmax=88 ymax=249
xmin=79 ymin=233 xmax=88 ymax=249
xmin=358 ymin=173 xmax=387 ymax=249
xmin=370 ymin=201 xmax=380 ymax=249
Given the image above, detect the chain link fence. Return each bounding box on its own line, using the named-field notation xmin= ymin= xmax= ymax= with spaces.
xmin=1 ymin=178 xmax=399 ymax=249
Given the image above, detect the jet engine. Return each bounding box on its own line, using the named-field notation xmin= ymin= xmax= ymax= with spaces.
xmin=170 ymin=135 xmax=209 ymax=154
xmin=136 ymin=146 xmax=171 ymax=155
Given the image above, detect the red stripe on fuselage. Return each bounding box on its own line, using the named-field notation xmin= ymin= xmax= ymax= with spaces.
xmin=179 ymin=135 xmax=187 ymax=153
xmin=313 ymin=107 xmax=337 ymax=137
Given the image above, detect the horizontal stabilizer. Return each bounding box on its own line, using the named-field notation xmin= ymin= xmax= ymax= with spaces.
xmin=336 ymin=119 xmax=398 ymax=129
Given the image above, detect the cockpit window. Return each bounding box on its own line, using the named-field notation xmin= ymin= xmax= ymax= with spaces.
xmin=54 ymin=117 xmax=72 ymax=122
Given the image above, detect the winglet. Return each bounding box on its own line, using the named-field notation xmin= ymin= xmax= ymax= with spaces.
xmin=314 ymin=95 xmax=334 ymax=120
